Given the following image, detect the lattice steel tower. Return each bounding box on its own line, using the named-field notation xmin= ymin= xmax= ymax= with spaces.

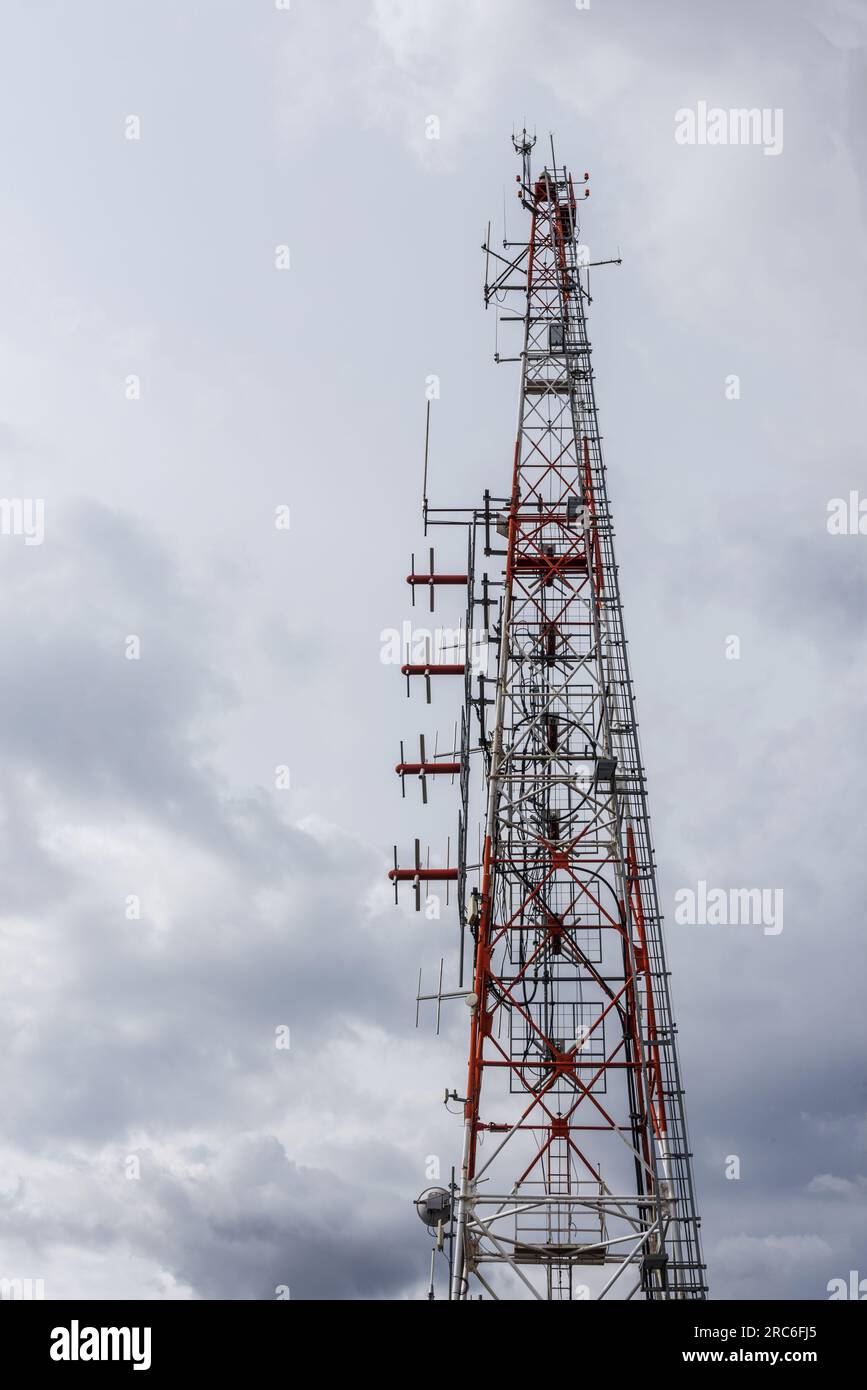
xmin=391 ymin=133 xmax=706 ymax=1301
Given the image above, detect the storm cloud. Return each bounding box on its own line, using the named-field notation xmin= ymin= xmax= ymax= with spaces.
xmin=0 ymin=0 xmax=864 ymax=1300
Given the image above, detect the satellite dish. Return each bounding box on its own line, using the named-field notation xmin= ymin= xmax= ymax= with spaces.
xmin=415 ymin=1187 xmax=452 ymax=1230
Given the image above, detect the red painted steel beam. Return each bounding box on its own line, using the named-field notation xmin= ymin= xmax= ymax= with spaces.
xmin=406 ymin=574 xmax=468 ymax=587
xmin=395 ymin=763 xmax=461 ymax=776
xmin=400 ymin=664 xmax=466 ymax=677
xmin=388 ymin=868 xmax=459 ymax=883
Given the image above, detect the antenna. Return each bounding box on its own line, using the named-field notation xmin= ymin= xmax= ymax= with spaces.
xmin=422 ymin=400 xmax=431 ymax=534
xmin=512 ymin=125 xmax=536 ymax=191
xmin=483 ymin=219 xmax=491 ymax=306
xmin=416 ymin=958 xmax=477 ymax=1036
xmin=419 ymin=733 xmax=428 ymax=804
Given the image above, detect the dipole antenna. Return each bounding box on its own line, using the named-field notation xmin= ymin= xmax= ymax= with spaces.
xmin=512 ymin=125 xmax=536 ymax=195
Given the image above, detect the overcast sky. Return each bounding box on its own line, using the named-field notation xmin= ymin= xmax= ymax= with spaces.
xmin=0 ymin=0 xmax=865 ymax=1301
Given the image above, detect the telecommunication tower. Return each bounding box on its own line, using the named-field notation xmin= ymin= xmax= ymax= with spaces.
xmin=391 ymin=133 xmax=706 ymax=1301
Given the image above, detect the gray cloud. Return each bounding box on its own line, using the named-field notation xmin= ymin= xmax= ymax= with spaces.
xmin=0 ymin=0 xmax=863 ymax=1301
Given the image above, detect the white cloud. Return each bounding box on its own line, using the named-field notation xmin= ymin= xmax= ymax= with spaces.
xmin=807 ymin=1173 xmax=867 ymax=1199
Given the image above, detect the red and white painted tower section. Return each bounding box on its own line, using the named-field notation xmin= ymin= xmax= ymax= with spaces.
xmin=393 ymin=134 xmax=706 ymax=1301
